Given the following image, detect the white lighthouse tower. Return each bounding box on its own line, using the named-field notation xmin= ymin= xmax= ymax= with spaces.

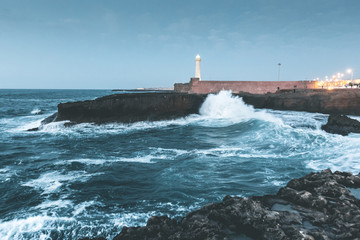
xmin=195 ymin=54 xmax=201 ymax=80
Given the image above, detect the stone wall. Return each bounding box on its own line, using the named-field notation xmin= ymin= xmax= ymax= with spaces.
xmin=174 ymin=78 xmax=318 ymax=94
xmin=173 ymin=82 xmax=191 ymax=93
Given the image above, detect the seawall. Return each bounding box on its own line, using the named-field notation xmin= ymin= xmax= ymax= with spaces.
xmin=174 ymin=78 xmax=318 ymax=94
xmin=55 ymin=89 xmax=360 ymax=124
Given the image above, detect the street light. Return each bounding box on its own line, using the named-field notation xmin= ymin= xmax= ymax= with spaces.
xmin=278 ymin=63 xmax=281 ymax=81
xmin=347 ymin=69 xmax=354 ymax=81
xmin=337 ymin=72 xmax=341 ymax=78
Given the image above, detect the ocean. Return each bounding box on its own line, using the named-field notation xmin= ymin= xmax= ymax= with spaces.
xmin=1 ymin=89 xmax=360 ymax=240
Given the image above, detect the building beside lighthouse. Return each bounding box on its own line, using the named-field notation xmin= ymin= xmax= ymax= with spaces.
xmin=174 ymin=54 xmax=358 ymax=94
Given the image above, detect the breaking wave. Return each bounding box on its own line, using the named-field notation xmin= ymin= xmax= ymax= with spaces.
xmin=199 ymin=90 xmax=283 ymax=125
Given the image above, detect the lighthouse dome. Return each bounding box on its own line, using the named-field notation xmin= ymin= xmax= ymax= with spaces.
xmin=195 ymin=54 xmax=201 ymax=60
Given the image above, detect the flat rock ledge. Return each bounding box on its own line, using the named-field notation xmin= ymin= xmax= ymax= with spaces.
xmin=82 ymin=169 xmax=360 ymax=240
xmin=56 ymin=89 xmax=360 ymax=126
xmin=321 ymin=114 xmax=360 ymax=136
xmin=56 ymin=93 xmax=207 ymax=124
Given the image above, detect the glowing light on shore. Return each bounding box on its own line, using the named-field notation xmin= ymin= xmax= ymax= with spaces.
xmin=312 ymin=68 xmax=356 ymax=89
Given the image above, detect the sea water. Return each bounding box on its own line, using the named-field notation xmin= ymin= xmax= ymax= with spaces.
xmin=1 ymin=89 xmax=360 ymax=240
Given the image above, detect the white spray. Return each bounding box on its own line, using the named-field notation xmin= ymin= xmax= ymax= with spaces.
xmin=199 ymin=90 xmax=282 ymax=124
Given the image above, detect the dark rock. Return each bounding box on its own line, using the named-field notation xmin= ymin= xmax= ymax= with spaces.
xmin=26 ymin=113 xmax=58 ymax=131
xmin=56 ymin=89 xmax=360 ymax=125
xmin=56 ymin=93 xmax=207 ymax=124
xmin=241 ymin=89 xmax=360 ymax=116
xmin=78 ymin=237 xmax=106 ymax=240
xmin=112 ymin=169 xmax=360 ymax=240
xmin=26 ymin=127 xmax=39 ymax=131
xmin=113 ymin=216 xmax=179 ymax=240
xmin=321 ymin=114 xmax=360 ymax=136
xmin=41 ymin=113 xmax=58 ymax=124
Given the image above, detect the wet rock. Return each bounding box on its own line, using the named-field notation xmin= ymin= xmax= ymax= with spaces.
xmin=26 ymin=127 xmax=39 ymax=131
xmin=78 ymin=237 xmax=106 ymax=240
xmin=111 ymin=169 xmax=360 ymax=240
xmin=321 ymin=114 xmax=360 ymax=136
xmin=41 ymin=112 xmax=58 ymax=124
xmin=26 ymin=113 xmax=58 ymax=131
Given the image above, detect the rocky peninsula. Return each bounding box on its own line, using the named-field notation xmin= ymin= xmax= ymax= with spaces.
xmin=80 ymin=169 xmax=360 ymax=240
xmin=53 ymin=89 xmax=360 ymax=125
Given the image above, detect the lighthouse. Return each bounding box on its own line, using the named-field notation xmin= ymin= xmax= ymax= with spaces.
xmin=195 ymin=54 xmax=201 ymax=80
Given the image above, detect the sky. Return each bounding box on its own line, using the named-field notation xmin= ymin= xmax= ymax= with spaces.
xmin=1 ymin=0 xmax=360 ymax=89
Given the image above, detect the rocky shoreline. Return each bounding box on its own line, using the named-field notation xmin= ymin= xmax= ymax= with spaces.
xmin=80 ymin=169 xmax=360 ymax=240
xmin=53 ymin=89 xmax=360 ymax=125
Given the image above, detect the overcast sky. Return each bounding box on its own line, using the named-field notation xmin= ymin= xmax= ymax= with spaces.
xmin=1 ymin=0 xmax=360 ymax=89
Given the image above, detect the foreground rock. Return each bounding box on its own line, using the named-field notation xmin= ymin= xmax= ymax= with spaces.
xmin=105 ymin=169 xmax=360 ymax=240
xmin=321 ymin=114 xmax=360 ymax=136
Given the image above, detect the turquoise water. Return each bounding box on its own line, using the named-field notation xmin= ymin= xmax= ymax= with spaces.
xmin=1 ymin=89 xmax=360 ymax=240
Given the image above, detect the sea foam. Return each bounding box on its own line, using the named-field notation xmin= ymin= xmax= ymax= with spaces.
xmin=57 ymin=156 xmax=161 ymax=165
xmin=22 ymin=171 xmax=102 ymax=195
xmin=30 ymin=108 xmax=42 ymax=115
xmin=200 ymin=91 xmax=282 ymax=124
xmin=0 ymin=215 xmax=74 ymax=240
xmin=55 ymin=148 xmax=187 ymax=166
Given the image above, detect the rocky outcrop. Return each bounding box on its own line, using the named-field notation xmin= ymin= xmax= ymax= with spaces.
xmin=241 ymin=89 xmax=360 ymax=116
xmin=55 ymin=89 xmax=360 ymax=125
xmin=56 ymin=93 xmax=207 ymax=124
xmin=109 ymin=169 xmax=360 ymax=240
xmin=321 ymin=114 xmax=360 ymax=136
